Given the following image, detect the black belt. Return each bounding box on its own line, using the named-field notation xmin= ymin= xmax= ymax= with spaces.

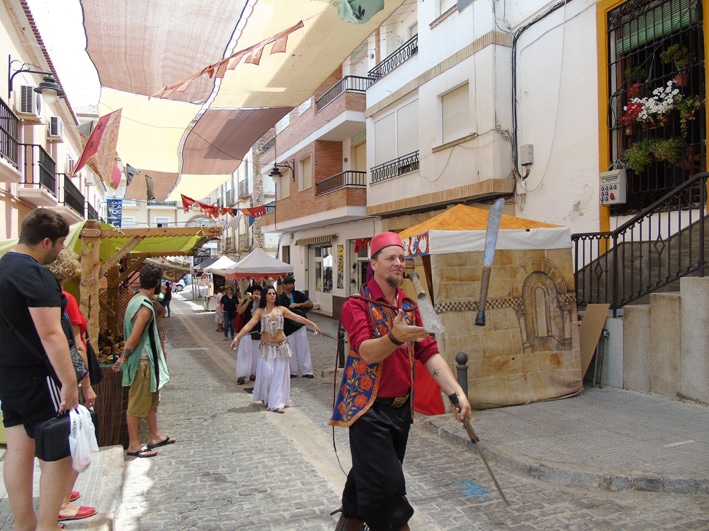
xmin=373 ymin=393 xmax=410 ymax=409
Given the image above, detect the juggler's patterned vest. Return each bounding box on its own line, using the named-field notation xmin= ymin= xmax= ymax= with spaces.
xmin=329 ymin=284 xmax=416 ymax=427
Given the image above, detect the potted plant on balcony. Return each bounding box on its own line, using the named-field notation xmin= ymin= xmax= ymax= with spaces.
xmin=661 ymin=44 xmax=692 ymax=86
xmin=676 ymin=93 xmax=702 ymax=137
xmin=624 ymin=137 xmax=685 ymax=173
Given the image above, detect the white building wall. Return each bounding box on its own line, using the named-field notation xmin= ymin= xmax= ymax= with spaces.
xmin=512 ymin=1 xmax=602 ymax=232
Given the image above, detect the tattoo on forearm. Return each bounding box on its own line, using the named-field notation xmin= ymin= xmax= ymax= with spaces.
xmin=432 ymin=367 xmax=440 ymax=377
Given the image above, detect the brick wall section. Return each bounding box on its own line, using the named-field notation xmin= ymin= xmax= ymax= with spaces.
xmin=260 ymin=67 xmax=368 ymax=224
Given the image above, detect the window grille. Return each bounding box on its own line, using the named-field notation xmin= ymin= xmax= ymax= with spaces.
xmin=608 ymin=0 xmax=705 ymax=214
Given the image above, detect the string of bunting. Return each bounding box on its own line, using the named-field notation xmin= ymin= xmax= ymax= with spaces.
xmin=181 ymin=195 xmax=266 ymax=223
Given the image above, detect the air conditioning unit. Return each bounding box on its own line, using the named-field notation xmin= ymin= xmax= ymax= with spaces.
xmin=48 ymin=117 xmax=64 ymax=141
xmin=14 ymin=85 xmax=42 ymax=118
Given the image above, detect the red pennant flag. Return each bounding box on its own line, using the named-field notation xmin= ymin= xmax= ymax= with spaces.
xmin=111 ymin=163 xmax=122 ymax=189
xmin=73 ymin=109 xmax=122 ymax=178
xmin=240 ymin=206 xmax=266 ymax=218
xmin=181 ymin=194 xmax=196 ymax=213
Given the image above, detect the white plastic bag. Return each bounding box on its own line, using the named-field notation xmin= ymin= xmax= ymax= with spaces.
xmin=69 ymin=405 xmax=99 ymax=473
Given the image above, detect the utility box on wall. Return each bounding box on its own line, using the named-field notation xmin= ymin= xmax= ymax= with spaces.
xmin=600 ymin=169 xmax=627 ymax=205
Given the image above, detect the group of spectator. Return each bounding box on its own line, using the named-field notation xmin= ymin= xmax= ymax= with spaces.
xmin=0 ymin=209 xmax=176 ymax=529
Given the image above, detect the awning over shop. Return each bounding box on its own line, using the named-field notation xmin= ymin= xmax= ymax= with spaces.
xmin=294 ymin=234 xmax=336 ymax=246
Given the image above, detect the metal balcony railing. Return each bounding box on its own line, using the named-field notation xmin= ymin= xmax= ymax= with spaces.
xmin=260 ymin=136 xmax=276 ymax=155
xmin=21 ymin=144 xmax=56 ymax=193
xmin=371 ymin=151 xmax=419 ymax=183
xmin=368 ymin=34 xmax=418 ymax=82
xmin=147 ymin=200 xmax=177 ymax=207
xmin=238 ymin=179 xmax=249 ymax=198
xmin=86 ymin=202 xmax=101 ymax=221
xmin=316 ymin=170 xmax=366 ymax=195
xmin=225 ymin=189 xmax=234 ymax=205
xmin=264 ymin=202 xmax=276 ymax=214
xmin=315 ymin=76 xmax=373 ymax=111
xmin=0 ymin=99 xmax=19 ymax=167
xmin=58 ymin=173 xmax=84 ymax=216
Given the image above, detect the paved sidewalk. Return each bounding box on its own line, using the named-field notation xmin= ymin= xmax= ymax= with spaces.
xmin=308 ymin=310 xmax=709 ymax=495
xmin=0 ymin=300 xmax=707 ymax=529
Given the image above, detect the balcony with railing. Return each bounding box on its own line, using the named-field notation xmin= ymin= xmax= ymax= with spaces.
xmin=238 ymin=179 xmax=249 ymax=198
xmin=368 ymin=34 xmax=418 ymax=82
xmin=17 ymin=144 xmax=57 ymax=207
xmin=316 ymin=170 xmax=366 ymax=195
xmin=225 ymin=189 xmax=234 ymax=205
xmin=52 ymin=173 xmax=85 ymax=223
xmin=147 ymin=200 xmax=178 ymax=208
xmin=86 ymin=202 xmax=102 ymax=222
xmin=315 ymin=76 xmax=373 ymax=112
xmin=371 ymin=151 xmax=419 ymax=183
xmin=0 ymin=99 xmax=21 ymax=184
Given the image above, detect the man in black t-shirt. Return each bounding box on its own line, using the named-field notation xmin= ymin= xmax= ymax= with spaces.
xmin=276 ymin=276 xmax=314 ymax=378
xmin=0 ymin=209 xmax=78 ymax=530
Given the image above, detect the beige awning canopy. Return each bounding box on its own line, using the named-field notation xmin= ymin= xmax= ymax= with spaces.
xmin=82 ymin=0 xmax=406 ymax=200
xmin=294 ymin=234 xmax=336 ymax=246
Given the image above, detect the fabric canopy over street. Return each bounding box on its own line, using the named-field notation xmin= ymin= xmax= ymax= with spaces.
xmin=81 ymin=0 xmax=406 ymax=201
xmin=398 ymin=204 xmax=570 ymax=257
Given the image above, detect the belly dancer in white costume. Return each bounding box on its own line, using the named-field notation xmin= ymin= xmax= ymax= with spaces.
xmin=232 ymin=286 xmax=322 ymax=413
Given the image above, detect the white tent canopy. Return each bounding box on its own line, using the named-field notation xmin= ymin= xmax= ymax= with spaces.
xmin=219 ymin=248 xmax=293 ymax=280
xmin=202 ymin=255 xmax=238 ymax=275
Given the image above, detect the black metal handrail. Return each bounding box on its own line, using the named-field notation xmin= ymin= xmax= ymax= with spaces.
xmin=59 ymin=174 xmax=84 ymax=216
xmin=264 ymin=202 xmax=275 ymax=214
xmin=368 ymin=34 xmax=418 ymax=81
xmin=316 ymin=170 xmax=366 ymax=195
xmin=371 ymin=151 xmax=419 ymax=183
xmin=573 ymin=172 xmax=708 ymax=315
xmin=315 ymin=76 xmax=373 ymax=111
xmin=0 ymin=100 xmax=19 ymax=167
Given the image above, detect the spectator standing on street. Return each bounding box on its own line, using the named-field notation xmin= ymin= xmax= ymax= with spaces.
xmin=0 ymin=209 xmax=79 ymax=531
xmin=232 ymin=286 xmax=322 ymax=413
xmin=215 ymin=286 xmax=225 ymax=332
xmin=45 ymin=249 xmax=99 ymax=523
xmin=113 ymin=263 xmax=175 ymax=458
xmin=221 ymin=286 xmax=238 ymax=341
xmin=235 ymin=285 xmax=262 ymax=385
xmin=329 ymin=232 xmax=472 ymax=531
xmin=163 ymin=281 xmax=172 ymax=317
xmin=276 ymin=276 xmax=314 ymax=378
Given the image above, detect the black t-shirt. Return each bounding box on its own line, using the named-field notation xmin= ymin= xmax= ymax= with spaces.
xmin=0 ymin=252 xmax=63 ymax=369
xmin=221 ymin=294 xmax=238 ymax=318
xmin=276 ymin=290 xmax=310 ymax=336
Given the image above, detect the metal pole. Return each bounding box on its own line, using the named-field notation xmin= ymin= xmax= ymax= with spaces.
xmin=455 ymin=352 xmax=468 ymax=397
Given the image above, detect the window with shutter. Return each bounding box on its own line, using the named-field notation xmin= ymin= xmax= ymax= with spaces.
xmin=441 ymin=83 xmax=469 ymax=144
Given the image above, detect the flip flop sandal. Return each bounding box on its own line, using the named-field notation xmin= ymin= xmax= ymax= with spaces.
xmin=126 ymin=446 xmax=157 ymax=458
xmin=148 ymin=436 xmax=176 ymax=449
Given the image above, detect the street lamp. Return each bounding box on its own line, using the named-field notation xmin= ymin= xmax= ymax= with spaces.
xmin=269 ymin=159 xmax=296 ymax=180
xmin=8 ymin=55 xmax=65 ymax=105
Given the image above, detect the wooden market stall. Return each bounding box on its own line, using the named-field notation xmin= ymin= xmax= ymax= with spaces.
xmin=71 ymin=221 xmax=222 ymax=446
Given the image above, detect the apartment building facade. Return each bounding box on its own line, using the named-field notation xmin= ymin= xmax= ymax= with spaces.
xmin=0 ymin=0 xmax=106 ymax=238
xmin=257 ymin=0 xmax=707 ymax=318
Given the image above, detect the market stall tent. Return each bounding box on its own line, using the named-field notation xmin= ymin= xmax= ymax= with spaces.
xmin=217 ymin=247 xmax=294 ymax=280
xmin=398 ymin=204 xmax=582 ymax=409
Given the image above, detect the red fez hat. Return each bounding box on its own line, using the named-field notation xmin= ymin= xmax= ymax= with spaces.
xmin=370 ymin=232 xmax=403 ymax=258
